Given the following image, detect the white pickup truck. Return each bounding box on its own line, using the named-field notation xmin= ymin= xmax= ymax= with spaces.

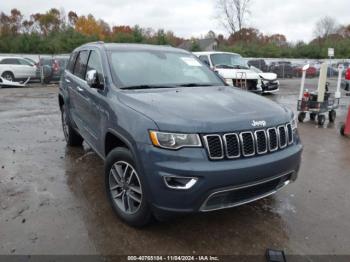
xmin=0 ymin=56 xmax=37 ymax=82
xmin=194 ymin=51 xmax=279 ymax=94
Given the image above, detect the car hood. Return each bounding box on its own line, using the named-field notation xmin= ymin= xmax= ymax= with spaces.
xmin=118 ymin=86 xmax=291 ymax=133
xmin=216 ymin=68 xmax=260 ymax=80
xmin=259 ymin=72 xmax=277 ymax=81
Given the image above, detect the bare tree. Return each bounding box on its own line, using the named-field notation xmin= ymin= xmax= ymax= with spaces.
xmin=216 ymin=0 xmax=251 ymax=34
xmin=313 ymin=16 xmax=338 ymax=38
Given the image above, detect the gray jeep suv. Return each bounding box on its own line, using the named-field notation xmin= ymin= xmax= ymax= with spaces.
xmin=59 ymin=42 xmax=302 ymax=227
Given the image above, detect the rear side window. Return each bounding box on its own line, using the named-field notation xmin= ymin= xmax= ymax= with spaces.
xmin=0 ymin=58 xmax=20 ymax=65
xmin=18 ymin=59 xmax=33 ymax=66
xmin=73 ymin=51 xmax=89 ymax=79
xmin=67 ymin=52 xmax=78 ymax=72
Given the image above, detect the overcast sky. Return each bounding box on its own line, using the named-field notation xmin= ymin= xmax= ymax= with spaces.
xmin=1 ymin=0 xmax=349 ymax=42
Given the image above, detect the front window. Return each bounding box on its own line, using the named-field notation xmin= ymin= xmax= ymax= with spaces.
xmin=210 ymin=53 xmax=249 ymax=70
xmin=108 ymin=50 xmax=223 ymax=88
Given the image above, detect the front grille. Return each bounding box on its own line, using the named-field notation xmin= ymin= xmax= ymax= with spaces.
xmin=233 ymin=79 xmax=258 ymax=91
xmin=203 ymin=123 xmax=293 ymax=160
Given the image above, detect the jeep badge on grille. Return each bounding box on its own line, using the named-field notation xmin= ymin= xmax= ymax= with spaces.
xmin=251 ymin=120 xmax=267 ymax=127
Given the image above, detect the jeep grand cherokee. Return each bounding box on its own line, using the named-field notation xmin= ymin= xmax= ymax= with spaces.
xmin=58 ymin=42 xmax=302 ymax=227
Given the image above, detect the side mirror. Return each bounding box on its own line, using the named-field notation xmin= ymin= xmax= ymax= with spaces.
xmin=86 ymin=70 xmax=103 ymax=89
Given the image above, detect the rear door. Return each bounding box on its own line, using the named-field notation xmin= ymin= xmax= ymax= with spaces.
xmin=69 ymin=50 xmax=92 ymax=140
xmin=18 ymin=58 xmax=36 ymax=78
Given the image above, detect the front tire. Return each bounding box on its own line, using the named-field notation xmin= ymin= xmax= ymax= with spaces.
xmin=105 ymin=147 xmax=152 ymax=227
xmin=2 ymin=71 xmax=14 ymax=82
xmin=60 ymin=105 xmax=83 ymax=146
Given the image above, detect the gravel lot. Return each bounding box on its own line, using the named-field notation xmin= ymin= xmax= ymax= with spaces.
xmin=0 ymin=79 xmax=350 ymax=259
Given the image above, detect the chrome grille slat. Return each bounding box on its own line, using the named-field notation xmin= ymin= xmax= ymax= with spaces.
xmin=240 ymin=132 xmax=255 ymax=157
xmin=277 ymin=125 xmax=287 ymax=148
xmin=254 ymin=130 xmax=268 ymax=154
xmin=203 ymin=135 xmax=224 ymax=160
xmin=203 ymin=123 xmax=294 ymax=160
xmin=223 ymin=133 xmax=240 ymax=158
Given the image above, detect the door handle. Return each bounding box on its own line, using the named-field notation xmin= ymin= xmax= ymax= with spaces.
xmin=76 ymin=86 xmax=84 ymax=92
xmin=65 ymin=78 xmax=71 ymax=83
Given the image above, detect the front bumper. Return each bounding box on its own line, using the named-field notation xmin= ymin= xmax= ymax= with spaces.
xmin=262 ymin=80 xmax=280 ymax=93
xmin=136 ymin=140 xmax=302 ymax=216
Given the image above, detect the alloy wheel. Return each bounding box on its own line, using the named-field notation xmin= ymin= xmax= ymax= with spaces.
xmin=109 ymin=161 xmax=142 ymax=214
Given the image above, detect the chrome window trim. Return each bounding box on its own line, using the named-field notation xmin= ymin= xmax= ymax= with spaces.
xmin=239 ymin=131 xmax=255 ymax=157
xmin=203 ymin=134 xmax=224 ymax=160
xmin=278 ymin=125 xmax=287 ymax=149
xmin=254 ymin=129 xmax=268 ymax=155
xmin=286 ymin=123 xmax=294 ymax=145
xmin=200 ymin=170 xmax=295 ymax=212
xmin=267 ymin=127 xmax=278 ymax=152
xmin=223 ymin=133 xmax=241 ymax=159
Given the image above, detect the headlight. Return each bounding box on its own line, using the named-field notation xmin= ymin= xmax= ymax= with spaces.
xmin=291 ymin=114 xmax=297 ymax=130
xmin=149 ymin=131 xmax=202 ymax=150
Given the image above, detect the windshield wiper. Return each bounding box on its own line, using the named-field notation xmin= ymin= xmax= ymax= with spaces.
xmin=121 ymin=84 xmax=177 ymax=90
xmin=176 ymin=83 xmax=217 ymax=87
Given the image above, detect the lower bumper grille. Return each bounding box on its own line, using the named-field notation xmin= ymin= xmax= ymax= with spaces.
xmin=200 ymin=171 xmax=293 ymax=212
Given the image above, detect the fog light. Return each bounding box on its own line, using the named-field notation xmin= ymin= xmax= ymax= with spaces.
xmin=163 ymin=176 xmax=198 ymax=190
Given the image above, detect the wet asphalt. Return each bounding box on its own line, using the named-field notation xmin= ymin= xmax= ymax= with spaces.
xmin=0 ymin=79 xmax=350 ymax=257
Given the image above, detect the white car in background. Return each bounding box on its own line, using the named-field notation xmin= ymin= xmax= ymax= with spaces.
xmin=250 ymin=66 xmax=280 ymax=93
xmin=194 ymin=51 xmax=263 ymax=93
xmin=0 ymin=56 xmax=37 ymax=82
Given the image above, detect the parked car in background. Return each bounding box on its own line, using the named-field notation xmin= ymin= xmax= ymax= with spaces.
xmin=248 ymin=59 xmax=269 ymax=72
xmin=293 ymin=64 xmax=317 ymax=78
xmin=37 ymin=56 xmax=69 ymax=84
xmin=344 ymin=67 xmax=350 ymax=91
xmin=0 ymin=56 xmax=37 ymax=81
xmin=250 ymin=66 xmax=279 ymax=93
xmin=269 ymin=61 xmax=294 ymax=78
xmin=59 ymin=43 xmax=302 ymax=227
xmin=194 ymin=51 xmax=262 ymax=93
xmin=24 ymin=57 xmax=38 ymax=66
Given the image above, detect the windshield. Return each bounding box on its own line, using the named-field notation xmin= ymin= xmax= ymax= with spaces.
xmin=210 ymin=53 xmax=249 ymax=69
xmin=108 ymin=50 xmax=223 ymax=88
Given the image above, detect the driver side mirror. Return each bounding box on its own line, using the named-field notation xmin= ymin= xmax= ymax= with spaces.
xmin=86 ymin=70 xmax=103 ymax=89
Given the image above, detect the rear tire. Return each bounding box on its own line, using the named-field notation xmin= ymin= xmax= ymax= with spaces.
xmin=105 ymin=147 xmax=152 ymax=227
xmin=1 ymin=71 xmax=14 ymax=82
xmin=60 ymin=105 xmax=83 ymax=146
xmin=329 ymin=110 xmax=336 ymax=123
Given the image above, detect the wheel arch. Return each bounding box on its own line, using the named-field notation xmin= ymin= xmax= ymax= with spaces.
xmin=104 ymin=129 xmax=135 ymax=157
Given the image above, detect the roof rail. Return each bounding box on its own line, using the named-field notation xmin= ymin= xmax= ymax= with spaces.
xmin=83 ymin=41 xmax=105 ymax=45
